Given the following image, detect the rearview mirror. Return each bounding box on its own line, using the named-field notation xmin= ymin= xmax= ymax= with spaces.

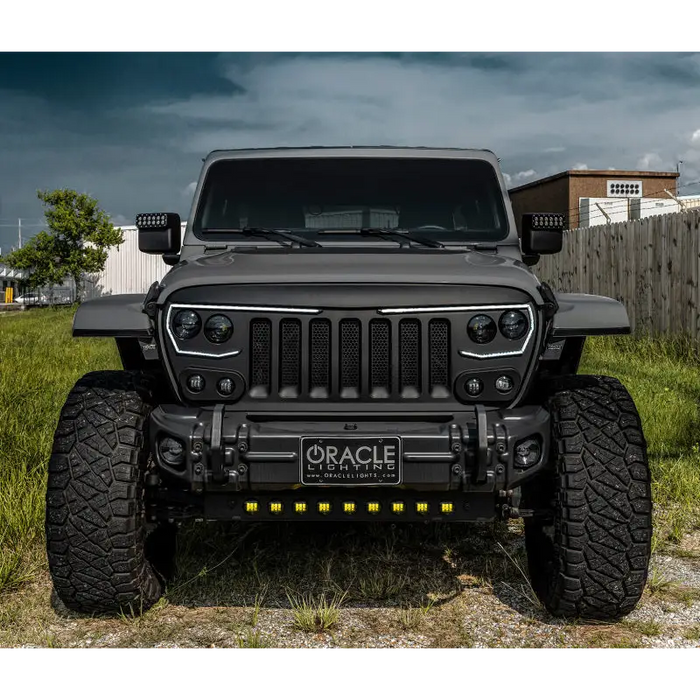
xmin=136 ymin=212 xmax=181 ymax=256
xmin=521 ymin=213 xmax=565 ymax=257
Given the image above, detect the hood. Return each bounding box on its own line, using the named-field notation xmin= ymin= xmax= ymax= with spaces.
xmin=159 ymin=248 xmax=546 ymax=304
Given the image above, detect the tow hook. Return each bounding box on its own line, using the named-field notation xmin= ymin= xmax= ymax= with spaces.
xmin=498 ymin=489 xmax=521 ymax=519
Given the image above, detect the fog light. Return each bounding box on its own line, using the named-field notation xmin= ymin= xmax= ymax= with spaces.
xmin=416 ymin=502 xmax=429 ymax=514
xmin=495 ymin=375 xmax=514 ymax=393
xmin=391 ymin=502 xmax=405 ymax=514
xmin=367 ymin=502 xmax=381 ymax=514
xmin=245 ymin=501 xmax=259 ymax=514
xmin=465 ymin=377 xmax=483 ymax=397
xmin=217 ymin=377 xmax=234 ymax=396
xmin=158 ymin=436 xmax=185 ymax=466
xmin=187 ymin=374 xmax=205 ymax=393
xmin=343 ymin=502 xmax=356 ymax=514
xmin=318 ymin=502 xmax=331 ymax=515
xmin=514 ymin=438 xmax=542 ymax=468
xmin=269 ymin=501 xmax=283 ymax=514
xmin=294 ymin=501 xmax=307 ymax=514
xmin=440 ymin=502 xmax=454 ymax=514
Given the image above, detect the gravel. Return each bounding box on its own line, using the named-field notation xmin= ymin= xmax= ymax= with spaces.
xmin=6 ymin=528 xmax=700 ymax=648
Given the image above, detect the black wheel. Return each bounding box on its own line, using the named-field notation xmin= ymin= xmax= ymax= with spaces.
xmin=45 ymin=370 xmax=171 ymax=615
xmin=524 ymin=375 xmax=652 ymax=620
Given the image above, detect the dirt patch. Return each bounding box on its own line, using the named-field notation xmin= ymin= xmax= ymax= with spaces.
xmin=2 ymin=522 xmax=700 ymax=648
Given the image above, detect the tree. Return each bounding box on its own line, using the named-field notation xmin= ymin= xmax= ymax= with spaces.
xmin=0 ymin=189 xmax=124 ymax=302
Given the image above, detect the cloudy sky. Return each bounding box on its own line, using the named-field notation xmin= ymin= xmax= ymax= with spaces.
xmin=1 ymin=51 xmax=700 ymax=250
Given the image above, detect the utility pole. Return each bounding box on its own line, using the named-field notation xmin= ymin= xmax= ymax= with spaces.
xmin=18 ymin=218 xmax=22 ymax=249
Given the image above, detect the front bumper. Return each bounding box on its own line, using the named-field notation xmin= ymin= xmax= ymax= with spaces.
xmin=149 ymin=405 xmax=551 ymax=498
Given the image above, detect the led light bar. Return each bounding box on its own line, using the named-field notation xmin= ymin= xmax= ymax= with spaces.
xmin=135 ymin=212 xmax=170 ymax=230
xmin=528 ymin=212 xmax=565 ymax=231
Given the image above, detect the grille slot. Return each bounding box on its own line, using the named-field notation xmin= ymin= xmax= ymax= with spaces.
xmin=309 ymin=319 xmax=331 ymax=398
xmin=250 ymin=319 xmax=272 ymax=397
xmin=279 ymin=319 xmax=301 ymax=397
xmin=399 ymin=319 xmax=421 ymax=398
xmin=370 ymin=320 xmax=391 ymax=398
xmin=429 ymin=319 xmax=450 ymax=398
xmin=339 ymin=319 xmax=361 ymax=398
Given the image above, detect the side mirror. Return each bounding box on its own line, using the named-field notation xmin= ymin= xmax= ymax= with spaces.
xmin=136 ymin=213 xmax=181 ymax=256
xmin=521 ymin=213 xmax=565 ymax=257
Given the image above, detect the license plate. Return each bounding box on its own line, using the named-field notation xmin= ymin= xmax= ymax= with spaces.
xmin=300 ymin=436 xmax=402 ymax=486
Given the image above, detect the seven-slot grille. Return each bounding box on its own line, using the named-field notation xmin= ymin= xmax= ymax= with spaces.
xmin=249 ymin=316 xmax=450 ymax=400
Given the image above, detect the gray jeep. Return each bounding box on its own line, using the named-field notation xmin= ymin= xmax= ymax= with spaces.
xmin=45 ymin=147 xmax=652 ymax=620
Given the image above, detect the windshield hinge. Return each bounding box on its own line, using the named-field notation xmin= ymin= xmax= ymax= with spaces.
xmin=537 ymin=281 xmax=559 ymax=320
xmin=142 ymin=281 xmax=164 ymax=319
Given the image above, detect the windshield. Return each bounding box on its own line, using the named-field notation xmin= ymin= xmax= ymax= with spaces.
xmin=192 ymin=157 xmax=509 ymax=243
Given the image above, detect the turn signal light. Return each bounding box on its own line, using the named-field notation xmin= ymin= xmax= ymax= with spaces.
xmin=294 ymin=502 xmax=307 ymax=514
xmin=269 ymin=501 xmax=283 ymax=514
xmin=416 ymin=502 xmax=429 ymax=514
xmin=318 ymin=502 xmax=331 ymax=515
xmin=343 ymin=502 xmax=356 ymax=514
xmin=391 ymin=502 xmax=405 ymax=514
xmin=244 ymin=501 xmax=259 ymax=514
xmin=440 ymin=502 xmax=454 ymax=514
xmin=367 ymin=502 xmax=381 ymax=514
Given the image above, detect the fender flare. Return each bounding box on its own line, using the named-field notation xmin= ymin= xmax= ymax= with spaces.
xmin=550 ymin=293 xmax=630 ymax=338
xmin=72 ymin=294 xmax=152 ymax=338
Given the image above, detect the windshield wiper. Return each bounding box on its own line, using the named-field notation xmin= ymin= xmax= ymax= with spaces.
xmin=200 ymin=227 xmax=321 ymax=248
xmin=318 ymin=227 xmax=445 ymax=249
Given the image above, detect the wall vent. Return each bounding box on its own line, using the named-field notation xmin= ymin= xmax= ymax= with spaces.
xmin=607 ymin=180 xmax=642 ymax=198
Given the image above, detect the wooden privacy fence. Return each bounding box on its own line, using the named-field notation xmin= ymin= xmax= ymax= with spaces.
xmin=534 ymin=209 xmax=700 ymax=337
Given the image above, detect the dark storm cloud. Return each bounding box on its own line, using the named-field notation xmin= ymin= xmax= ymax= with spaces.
xmin=1 ymin=52 xmax=700 ymax=250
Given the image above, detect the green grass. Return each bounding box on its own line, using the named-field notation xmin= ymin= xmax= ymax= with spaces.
xmin=287 ymin=590 xmax=347 ymax=632
xmin=580 ymin=334 xmax=700 ymax=543
xmin=1 ymin=310 xmax=700 ymax=602
xmin=0 ymin=307 xmax=119 ymax=594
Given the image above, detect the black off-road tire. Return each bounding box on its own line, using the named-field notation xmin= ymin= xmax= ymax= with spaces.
xmin=45 ymin=370 xmax=169 ymax=615
xmin=524 ymin=375 xmax=652 ymax=620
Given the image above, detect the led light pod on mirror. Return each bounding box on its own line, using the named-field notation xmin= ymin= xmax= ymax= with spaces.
xmin=204 ymin=314 xmax=233 ymax=344
xmin=172 ymin=310 xmax=201 ymax=340
xmin=498 ymin=310 xmax=528 ymax=340
xmin=467 ymin=314 xmax=497 ymax=344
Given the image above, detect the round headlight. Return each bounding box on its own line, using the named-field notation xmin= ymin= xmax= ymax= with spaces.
xmin=204 ymin=314 xmax=233 ymax=344
xmin=499 ymin=310 xmax=528 ymax=340
xmin=467 ymin=315 xmax=497 ymax=344
xmin=172 ymin=310 xmax=201 ymax=340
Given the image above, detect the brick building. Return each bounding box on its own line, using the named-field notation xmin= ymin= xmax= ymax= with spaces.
xmin=508 ymin=169 xmax=680 ymax=231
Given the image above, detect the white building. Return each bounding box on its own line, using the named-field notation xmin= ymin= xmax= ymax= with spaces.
xmin=0 ymin=264 xmax=23 ymax=299
xmin=83 ymin=223 xmax=186 ymax=299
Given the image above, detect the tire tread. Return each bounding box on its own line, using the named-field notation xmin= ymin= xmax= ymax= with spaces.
xmin=45 ymin=370 xmax=162 ymax=615
xmin=526 ymin=374 xmax=652 ymax=620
